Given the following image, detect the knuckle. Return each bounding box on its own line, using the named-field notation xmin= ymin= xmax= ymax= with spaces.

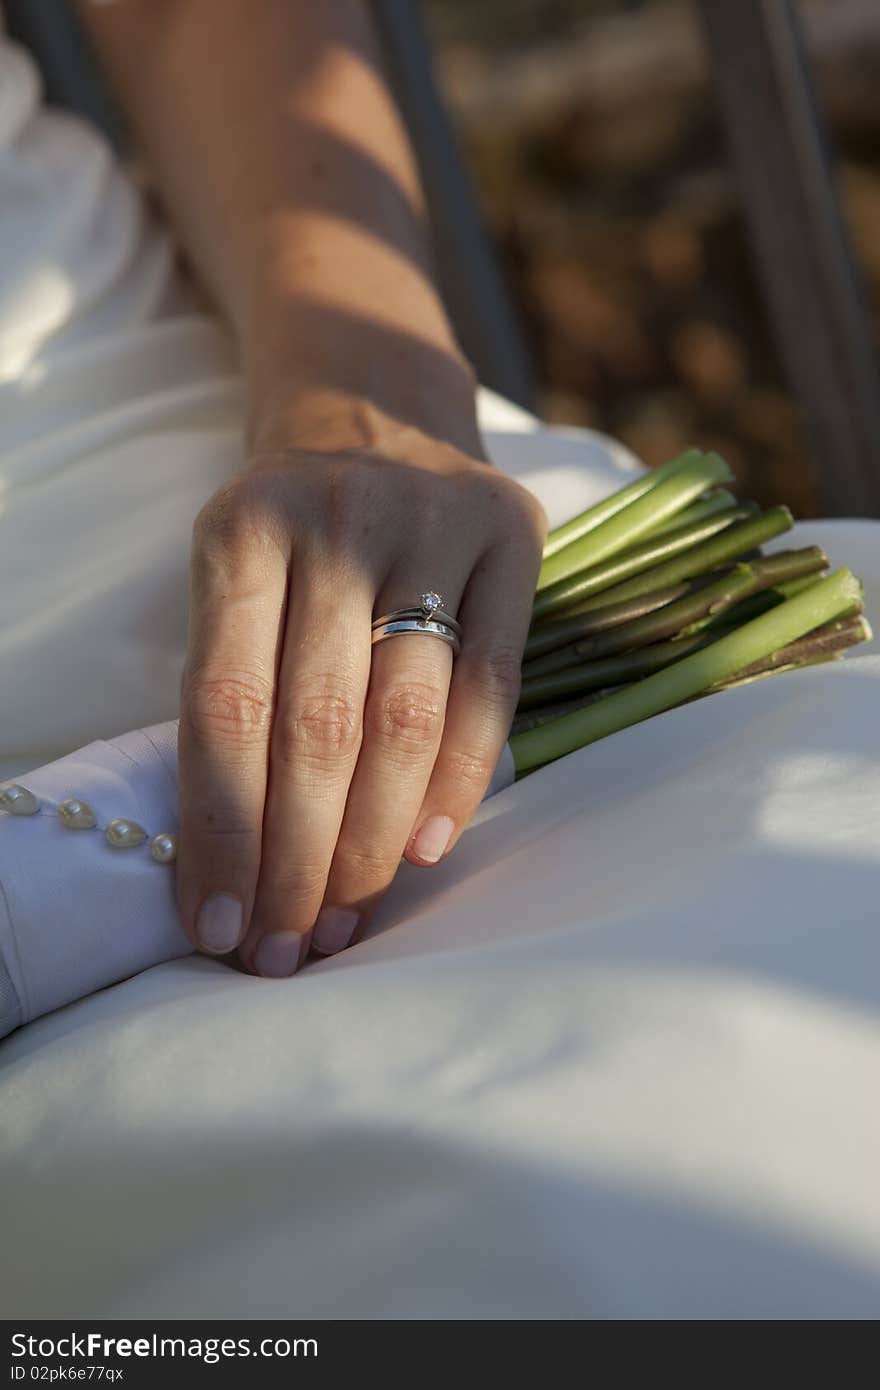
xmin=183 ymin=671 xmax=275 ymax=747
xmin=480 ymin=473 xmax=547 ymax=538
xmin=515 ymin=485 xmax=550 ymax=538
xmin=322 ymin=462 xmax=367 ymax=533
xmin=304 ymin=456 xmax=387 ymax=548
xmin=259 ymin=863 xmax=329 ymax=910
xmin=192 ymin=478 xmax=283 ymax=583
xmin=367 ymin=681 xmax=445 ymax=750
xmin=442 ymin=745 xmax=497 ymax=793
xmin=335 ymin=841 xmax=398 ymax=885
xmin=193 ymin=482 xmax=250 ymax=551
xmin=504 ymin=474 xmax=547 ymax=524
xmin=276 ymin=676 xmax=362 ymax=765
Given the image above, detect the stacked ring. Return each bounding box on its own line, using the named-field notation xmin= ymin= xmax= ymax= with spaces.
xmin=371 ymin=591 xmax=462 ymax=657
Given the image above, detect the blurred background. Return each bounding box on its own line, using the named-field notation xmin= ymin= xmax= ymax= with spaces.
xmin=422 ymin=0 xmax=880 ymax=517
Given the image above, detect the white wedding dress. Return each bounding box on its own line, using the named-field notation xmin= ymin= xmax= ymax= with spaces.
xmin=1 ymin=17 xmax=879 ymax=1318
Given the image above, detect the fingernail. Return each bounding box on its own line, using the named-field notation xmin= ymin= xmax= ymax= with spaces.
xmin=410 ymin=814 xmax=455 ymax=865
xmin=312 ymin=905 xmax=359 ymax=956
xmin=253 ymin=930 xmax=308 ymax=978
xmin=196 ymin=892 xmax=243 ymax=954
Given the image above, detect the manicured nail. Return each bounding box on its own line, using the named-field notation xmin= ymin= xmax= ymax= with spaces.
xmin=410 ymin=814 xmax=455 ymax=865
xmin=312 ymin=906 xmax=359 ymax=956
xmin=196 ymin=893 xmax=243 ymax=954
xmin=253 ymin=930 xmax=308 ymax=978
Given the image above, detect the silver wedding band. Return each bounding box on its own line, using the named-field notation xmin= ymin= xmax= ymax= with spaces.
xmin=371 ymin=619 xmax=461 ymax=656
xmin=371 ymin=592 xmax=462 ymax=658
xmin=371 ymin=606 xmax=462 ymax=638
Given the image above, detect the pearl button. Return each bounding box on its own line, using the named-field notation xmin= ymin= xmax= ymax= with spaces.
xmin=105 ymin=818 xmax=147 ymax=849
xmin=0 ymin=784 xmax=39 ymax=815
xmin=150 ymin=832 xmax=178 ymax=864
xmin=58 ymin=797 xmax=97 ymax=830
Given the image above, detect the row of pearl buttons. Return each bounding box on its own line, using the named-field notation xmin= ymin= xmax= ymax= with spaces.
xmin=0 ymin=783 xmax=177 ymax=863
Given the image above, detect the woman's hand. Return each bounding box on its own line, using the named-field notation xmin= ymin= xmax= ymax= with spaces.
xmin=76 ymin=0 xmax=549 ymax=972
xmin=176 ymin=412 xmax=547 ymax=974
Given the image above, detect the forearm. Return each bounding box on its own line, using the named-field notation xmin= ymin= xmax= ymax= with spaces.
xmin=75 ymin=0 xmax=481 ymax=452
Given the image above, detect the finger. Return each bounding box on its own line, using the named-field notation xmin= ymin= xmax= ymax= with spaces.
xmin=312 ymin=580 xmax=460 ymax=955
xmin=405 ymin=536 xmax=541 ymax=867
xmin=177 ymin=490 xmax=289 ymax=957
xmin=238 ymin=561 xmax=375 ymax=977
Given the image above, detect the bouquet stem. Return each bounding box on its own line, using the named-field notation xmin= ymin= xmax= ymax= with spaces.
xmin=524 ymin=547 xmax=829 ymax=679
xmin=519 ymin=630 xmax=718 ymax=709
xmin=517 ymin=609 xmax=867 ymax=712
xmin=532 ymin=503 xmax=762 ymax=622
xmin=641 ymin=488 xmax=747 ymax=539
xmin=525 ymin=582 xmax=692 ymax=660
xmin=511 ymin=614 xmax=869 ymax=734
xmin=525 ymin=547 xmax=827 ymax=665
xmin=542 ymin=505 xmax=793 ymax=620
xmin=510 ymin=569 xmax=863 ymax=774
xmin=537 ymin=452 xmax=733 ymax=591
xmin=541 ymin=447 xmax=703 ymax=560
xmin=709 ymin=614 xmax=871 ymax=685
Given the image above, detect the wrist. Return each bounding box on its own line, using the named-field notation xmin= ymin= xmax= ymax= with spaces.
xmin=241 ymin=221 xmax=485 ymax=459
xmin=248 ymin=388 xmax=487 ymax=469
xmin=245 ymin=346 xmax=485 ymax=462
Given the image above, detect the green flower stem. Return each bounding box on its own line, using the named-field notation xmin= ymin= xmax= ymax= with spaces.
xmin=775 ymin=573 xmax=824 ymax=599
xmin=541 ymin=448 xmax=704 ymax=561
xmin=696 ymin=589 xmax=783 ymax=630
xmin=709 ymin=613 xmax=871 ymax=685
xmin=526 ymin=546 xmax=827 ymax=666
xmin=696 ymin=570 xmax=832 ymax=631
xmin=532 ymin=502 xmax=757 ymax=623
xmin=518 ymin=603 xmax=864 ymax=711
xmin=640 ymin=488 xmax=746 ymax=540
xmin=526 ymin=582 xmax=789 ymax=686
xmin=525 ymin=581 xmax=691 ymax=660
xmin=556 ymin=506 xmax=793 ymax=617
xmin=513 ymin=617 xmax=869 ymax=734
xmin=519 ymin=630 xmax=717 ymax=709
xmin=536 ymin=452 xmax=733 ymax=592
xmin=512 ymin=687 xmax=629 ymax=734
xmin=711 ymin=655 xmax=841 ymax=690
xmin=510 ymin=568 xmax=863 ymax=774
xmin=514 ymin=654 xmax=849 ymax=735
xmin=673 ymin=547 xmax=828 ymax=636
xmin=523 ymin=547 xmax=828 ymax=679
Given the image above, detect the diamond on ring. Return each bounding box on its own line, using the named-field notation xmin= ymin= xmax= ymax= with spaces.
xmin=420 ymin=591 xmax=444 ymax=618
xmin=371 ymin=594 xmax=462 ymax=644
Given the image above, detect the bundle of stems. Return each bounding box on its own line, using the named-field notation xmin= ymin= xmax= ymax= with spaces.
xmin=511 ymin=450 xmax=871 ymax=777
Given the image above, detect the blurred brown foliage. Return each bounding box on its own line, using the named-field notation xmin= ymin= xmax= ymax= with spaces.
xmin=425 ymin=0 xmax=880 ymax=517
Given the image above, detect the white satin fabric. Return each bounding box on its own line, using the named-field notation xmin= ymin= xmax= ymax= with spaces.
xmin=1 ymin=18 xmax=879 ymax=1319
